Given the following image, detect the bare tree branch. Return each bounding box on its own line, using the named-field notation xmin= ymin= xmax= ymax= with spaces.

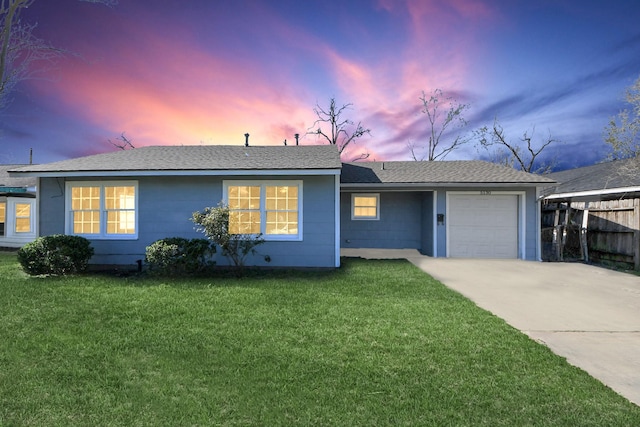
xmin=108 ymin=132 xmax=135 ymax=150
xmin=307 ymin=97 xmax=371 ymax=158
xmin=475 ymin=118 xmax=559 ymax=173
xmin=0 ymin=0 xmax=117 ymax=109
xmin=412 ymin=88 xmax=471 ymax=161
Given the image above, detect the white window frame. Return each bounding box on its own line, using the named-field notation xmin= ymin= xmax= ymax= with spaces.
xmin=0 ymin=197 xmax=36 ymax=239
xmin=351 ymin=193 xmax=380 ymax=220
xmin=223 ymin=180 xmax=303 ymax=241
xmin=65 ymin=181 xmax=138 ymax=240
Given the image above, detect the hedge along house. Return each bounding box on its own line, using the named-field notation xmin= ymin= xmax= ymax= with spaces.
xmin=10 ymin=145 xmax=554 ymax=267
xmin=0 ymin=165 xmax=37 ymax=247
xmin=9 ymin=145 xmax=342 ymax=268
xmin=341 ymin=161 xmax=554 ymax=260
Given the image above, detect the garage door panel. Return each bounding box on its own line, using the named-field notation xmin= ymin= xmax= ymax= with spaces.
xmin=449 ymin=194 xmax=518 ymax=259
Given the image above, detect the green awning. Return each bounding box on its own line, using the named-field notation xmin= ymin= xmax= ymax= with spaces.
xmin=0 ymin=187 xmax=27 ymax=193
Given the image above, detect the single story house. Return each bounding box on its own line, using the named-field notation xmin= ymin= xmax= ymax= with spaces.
xmin=0 ymin=165 xmax=37 ymax=247
xmin=9 ymin=145 xmax=554 ymax=267
xmin=541 ymin=158 xmax=640 ymax=268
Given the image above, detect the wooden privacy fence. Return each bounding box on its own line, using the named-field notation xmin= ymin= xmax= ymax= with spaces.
xmin=542 ymin=198 xmax=640 ymax=270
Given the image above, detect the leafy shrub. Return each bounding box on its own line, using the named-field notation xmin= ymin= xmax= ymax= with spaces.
xmin=191 ymin=203 xmax=269 ymax=274
xmin=145 ymin=237 xmax=215 ymax=275
xmin=17 ymin=235 xmax=94 ymax=276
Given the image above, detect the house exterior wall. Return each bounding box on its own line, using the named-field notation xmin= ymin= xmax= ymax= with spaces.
xmin=340 ymin=191 xmax=426 ymax=250
xmin=39 ymin=174 xmax=338 ymax=268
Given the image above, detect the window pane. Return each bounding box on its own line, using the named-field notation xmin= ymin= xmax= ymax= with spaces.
xmin=72 ymin=187 xmax=100 ymax=210
xmin=229 ymin=211 xmax=260 ymax=234
xmin=105 ymin=186 xmax=135 ymax=210
xmin=354 ymin=196 xmax=377 ymax=207
xmin=266 ymin=211 xmax=298 ymax=235
xmin=107 ymin=211 xmax=135 ymax=234
xmin=354 ymin=207 xmax=377 ymax=217
xmin=15 ymin=218 xmax=31 ymax=233
xmin=73 ymin=211 xmax=100 ymax=234
xmin=15 ymin=203 xmax=30 ymax=217
xmin=228 ymin=186 xmax=260 ymax=210
xmin=266 ymin=186 xmax=297 ymax=210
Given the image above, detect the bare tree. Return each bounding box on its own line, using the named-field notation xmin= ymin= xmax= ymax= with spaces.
xmin=307 ymin=97 xmax=371 ymax=160
xmin=605 ymin=75 xmax=640 ymax=160
xmin=108 ymin=132 xmax=135 ymax=150
xmin=0 ymin=0 xmax=116 ymax=109
xmin=409 ymin=88 xmax=470 ymax=161
xmin=475 ymin=118 xmax=559 ymax=173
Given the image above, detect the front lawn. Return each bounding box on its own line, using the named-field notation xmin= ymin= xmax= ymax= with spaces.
xmin=0 ymin=252 xmax=638 ymax=426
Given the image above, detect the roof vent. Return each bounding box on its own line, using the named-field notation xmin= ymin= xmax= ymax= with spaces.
xmin=244 ymin=133 xmax=250 ymax=147
xmin=295 ymin=133 xmax=299 ymax=146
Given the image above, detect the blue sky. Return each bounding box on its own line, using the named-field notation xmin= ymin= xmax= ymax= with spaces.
xmin=0 ymin=0 xmax=639 ymax=170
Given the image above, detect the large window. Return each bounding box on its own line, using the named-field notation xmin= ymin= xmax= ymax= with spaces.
xmin=66 ymin=181 xmax=137 ymax=239
xmin=225 ymin=181 xmax=302 ymax=240
xmin=352 ymin=193 xmax=379 ymax=220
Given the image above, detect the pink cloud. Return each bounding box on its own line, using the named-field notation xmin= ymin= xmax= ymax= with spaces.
xmin=29 ymin=23 xmax=318 ymax=148
xmin=25 ymin=0 xmax=501 ymax=162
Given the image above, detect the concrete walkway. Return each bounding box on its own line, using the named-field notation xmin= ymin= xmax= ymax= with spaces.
xmin=341 ymin=249 xmax=640 ymax=406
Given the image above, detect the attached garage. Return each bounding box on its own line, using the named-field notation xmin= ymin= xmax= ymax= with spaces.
xmin=340 ymin=161 xmax=554 ymax=261
xmin=447 ymin=193 xmax=520 ymax=258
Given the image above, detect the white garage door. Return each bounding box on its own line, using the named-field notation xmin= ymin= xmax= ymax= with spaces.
xmin=448 ymin=194 xmax=518 ymax=258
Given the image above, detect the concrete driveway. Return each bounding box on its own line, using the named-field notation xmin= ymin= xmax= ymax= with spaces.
xmin=342 ymin=249 xmax=640 ymax=406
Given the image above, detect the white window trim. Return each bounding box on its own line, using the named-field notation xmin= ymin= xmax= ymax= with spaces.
xmin=65 ymin=181 xmax=138 ymax=240
xmin=0 ymin=197 xmax=36 ymax=239
xmin=351 ymin=193 xmax=380 ymax=220
xmin=223 ymin=180 xmax=303 ymax=241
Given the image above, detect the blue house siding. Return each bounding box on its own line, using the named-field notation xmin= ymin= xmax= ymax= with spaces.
xmin=38 ymin=177 xmax=66 ymax=237
xmin=420 ymin=192 xmax=435 ymax=256
xmin=38 ymin=175 xmax=338 ymax=268
xmin=341 ymin=191 xmax=424 ymax=250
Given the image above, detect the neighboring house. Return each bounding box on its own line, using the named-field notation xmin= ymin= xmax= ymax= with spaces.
xmin=9 ymin=145 xmax=553 ymax=268
xmin=0 ymin=165 xmax=37 ymax=248
xmin=541 ymin=158 xmax=640 ymax=268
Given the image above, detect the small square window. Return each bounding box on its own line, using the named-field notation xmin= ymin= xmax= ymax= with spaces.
xmin=352 ymin=194 xmax=379 ymax=220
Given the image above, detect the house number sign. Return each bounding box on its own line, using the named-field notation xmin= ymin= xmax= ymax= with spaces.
xmin=480 ymin=190 xmax=492 ymax=195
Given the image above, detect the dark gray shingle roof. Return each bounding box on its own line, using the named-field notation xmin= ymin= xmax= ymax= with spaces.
xmin=341 ymin=161 xmax=554 ymax=184
xmin=10 ymin=145 xmax=342 ymax=174
xmin=543 ymin=158 xmax=640 ymax=196
xmin=0 ymin=164 xmax=37 ymax=188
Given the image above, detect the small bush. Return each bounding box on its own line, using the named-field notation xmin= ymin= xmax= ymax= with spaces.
xmin=145 ymin=237 xmax=215 ymax=276
xmin=191 ymin=203 xmax=269 ymax=274
xmin=17 ymin=235 xmax=94 ymax=276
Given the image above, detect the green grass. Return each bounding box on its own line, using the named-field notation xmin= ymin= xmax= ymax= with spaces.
xmin=0 ymin=252 xmax=638 ymax=426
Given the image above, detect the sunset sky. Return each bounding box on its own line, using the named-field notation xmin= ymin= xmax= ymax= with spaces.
xmin=1 ymin=0 xmax=639 ymax=169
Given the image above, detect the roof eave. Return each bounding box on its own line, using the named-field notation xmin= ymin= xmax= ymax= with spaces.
xmin=341 ymin=181 xmax=551 ymax=189
xmin=543 ymin=185 xmax=640 ymax=200
xmin=11 ymin=168 xmax=342 ymax=178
